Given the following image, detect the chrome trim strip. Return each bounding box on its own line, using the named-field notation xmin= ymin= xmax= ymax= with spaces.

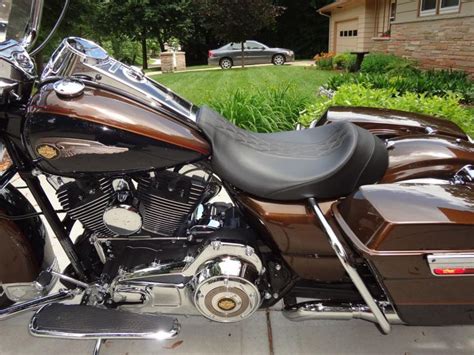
xmin=0 ymin=290 xmax=74 ymax=320
xmin=308 ymin=198 xmax=392 ymax=334
xmin=428 ymin=253 xmax=474 ymax=277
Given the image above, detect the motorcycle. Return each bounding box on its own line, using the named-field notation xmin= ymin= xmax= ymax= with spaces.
xmin=0 ymin=1 xmax=473 ymax=353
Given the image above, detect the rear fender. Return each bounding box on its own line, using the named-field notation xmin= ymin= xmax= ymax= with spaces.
xmin=383 ymin=135 xmax=474 ymax=183
xmin=317 ymin=106 xmax=470 ymax=141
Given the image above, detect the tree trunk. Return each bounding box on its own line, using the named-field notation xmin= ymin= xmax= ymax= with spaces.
xmin=241 ymin=41 xmax=245 ymax=68
xmin=157 ymin=33 xmax=166 ymax=53
xmin=141 ymin=30 xmax=148 ymax=70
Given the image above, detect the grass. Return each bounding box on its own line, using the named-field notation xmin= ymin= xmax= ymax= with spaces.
xmin=151 ymin=66 xmax=334 ymax=106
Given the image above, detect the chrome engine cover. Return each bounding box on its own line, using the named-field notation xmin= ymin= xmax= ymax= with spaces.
xmin=103 ymin=205 xmax=142 ymax=236
xmin=110 ymin=241 xmax=264 ymax=322
xmin=193 ymin=257 xmax=261 ymax=322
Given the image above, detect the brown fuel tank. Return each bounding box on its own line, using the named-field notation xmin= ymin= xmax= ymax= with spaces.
xmin=24 ymin=83 xmax=210 ymax=176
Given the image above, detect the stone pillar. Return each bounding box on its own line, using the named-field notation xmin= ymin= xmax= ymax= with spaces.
xmin=175 ymin=52 xmax=186 ymax=71
xmin=160 ymin=51 xmax=187 ymax=73
xmin=160 ymin=52 xmax=174 ymax=73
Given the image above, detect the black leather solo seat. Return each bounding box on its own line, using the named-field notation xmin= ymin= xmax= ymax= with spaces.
xmin=197 ymin=106 xmax=388 ymax=201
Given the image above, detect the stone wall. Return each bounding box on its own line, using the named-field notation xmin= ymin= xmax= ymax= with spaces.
xmin=369 ymin=16 xmax=474 ymax=76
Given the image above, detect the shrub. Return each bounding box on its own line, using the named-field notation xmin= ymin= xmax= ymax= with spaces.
xmin=361 ymin=53 xmax=415 ymax=74
xmin=325 ymin=70 xmax=473 ymax=103
xmin=210 ymin=86 xmax=309 ymax=133
xmin=314 ymin=52 xmax=335 ymax=70
xmin=333 ymin=52 xmax=357 ymax=71
xmin=300 ymin=84 xmax=474 ymax=137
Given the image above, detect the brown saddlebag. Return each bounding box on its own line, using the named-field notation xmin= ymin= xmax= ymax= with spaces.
xmin=334 ymin=182 xmax=474 ymax=325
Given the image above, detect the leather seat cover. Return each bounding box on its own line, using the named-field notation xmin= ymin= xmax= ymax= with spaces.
xmin=197 ymin=106 xmax=388 ymax=201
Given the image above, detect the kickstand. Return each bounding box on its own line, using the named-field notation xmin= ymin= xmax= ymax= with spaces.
xmin=93 ymin=338 xmax=104 ymax=355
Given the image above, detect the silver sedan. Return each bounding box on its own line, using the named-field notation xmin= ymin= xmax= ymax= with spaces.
xmin=208 ymin=40 xmax=295 ymax=69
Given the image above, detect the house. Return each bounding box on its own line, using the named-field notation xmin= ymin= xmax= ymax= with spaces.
xmin=318 ymin=0 xmax=474 ymax=75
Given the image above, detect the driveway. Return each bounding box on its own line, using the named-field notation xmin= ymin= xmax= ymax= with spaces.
xmin=146 ymin=60 xmax=314 ymax=76
xmin=1 ymin=175 xmax=474 ymax=354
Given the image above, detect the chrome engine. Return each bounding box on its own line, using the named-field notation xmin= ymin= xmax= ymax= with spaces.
xmin=50 ymin=168 xmax=267 ymax=322
xmin=56 ymin=169 xmax=208 ymax=239
xmin=111 ymin=241 xmax=264 ymax=322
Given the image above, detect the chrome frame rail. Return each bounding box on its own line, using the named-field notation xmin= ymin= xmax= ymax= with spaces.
xmin=0 ymin=290 xmax=74 ymax=320
xmin=308 ymin=198 xmax=392 ymax=334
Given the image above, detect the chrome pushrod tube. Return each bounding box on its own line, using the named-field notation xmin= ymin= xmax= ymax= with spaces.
xmin=0 ymin=290 xmax=74 ymax=320
xmin=308 ymin=198 xmax=392 ymax=334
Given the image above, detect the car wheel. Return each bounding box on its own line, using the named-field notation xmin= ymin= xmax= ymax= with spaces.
xmin=220 ymin=58 xmax=233 ymax=69
xmin=272 ymin=54 xmax=285 ymax=65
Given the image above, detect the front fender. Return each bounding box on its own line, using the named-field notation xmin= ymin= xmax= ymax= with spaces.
xmin=0 ymin=184 xmax=56 ymax=304
xmin=318 ymin=106 xmax=470 ymax=141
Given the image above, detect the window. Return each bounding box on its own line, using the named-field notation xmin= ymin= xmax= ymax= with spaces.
xmin=420 ymin=0 xmax=437 ymax=16
xmin=390 ymin=1 xmax=397 ymax=21
xmin=440 ymin=0 xmax=460 ymax=13
xmin=245 ymin=41 xmax=267 ymax=50
xmin=420 ymin=0 xmax=460 ymax=16
xmin=339 ymin=30 xmax=358 ymax=37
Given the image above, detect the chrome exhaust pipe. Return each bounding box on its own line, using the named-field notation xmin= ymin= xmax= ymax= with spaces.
xmin=0 ymin=289 xmax=74 ymax=320
xmin=283 ymin=301 xmax=404 ymax=326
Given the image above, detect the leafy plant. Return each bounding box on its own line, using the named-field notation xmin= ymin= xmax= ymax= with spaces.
xmin=314 ymin=52 xmax=335 ymax=70
xmin=333 ymin=52 xmax=357 ymax=72
xmin=210 ymin=86 xmax=309 ymax=132
xmin=361 ymin=53 xmax=415 ymax=74
xmin=325 ymin=70 xmax=473 ymax=104
xmin=300 ymin=84 xmax=474 ymax=137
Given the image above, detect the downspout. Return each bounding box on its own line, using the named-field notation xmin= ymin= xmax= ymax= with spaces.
xmin=318 ymin=10 xmax=331 ymax=53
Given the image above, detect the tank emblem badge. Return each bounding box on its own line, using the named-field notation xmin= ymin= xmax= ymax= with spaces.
xmin=36 ymin=144 xmax=60 ymax=160
xmin=217 ymin=298 xmax=237 ymax=311
xmin=36 ymin=138 xmax=129 ymax=159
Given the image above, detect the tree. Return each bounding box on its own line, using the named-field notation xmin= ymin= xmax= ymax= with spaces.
xmin=98 ymin=0 xmax=193 ymax=70
xmin=195 ymin=0 xmax=281 ymax=68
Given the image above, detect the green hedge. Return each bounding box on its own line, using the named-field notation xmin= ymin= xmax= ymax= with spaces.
xmin=326 ymin=70 xmax=473 ymax=104
xmin=333 ymin=52 xmax=357 ymax=72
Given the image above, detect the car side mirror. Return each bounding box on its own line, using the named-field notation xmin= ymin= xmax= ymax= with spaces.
xmin=261 ymin=47 xmax=266 ymax=50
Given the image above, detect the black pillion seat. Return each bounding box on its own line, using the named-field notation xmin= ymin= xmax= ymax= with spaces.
xmin=196 ymin=106 xmax=388 ymax=201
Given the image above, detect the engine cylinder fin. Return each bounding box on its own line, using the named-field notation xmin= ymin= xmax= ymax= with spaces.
xmin=137 ymin=171 xmax=206 ymax=237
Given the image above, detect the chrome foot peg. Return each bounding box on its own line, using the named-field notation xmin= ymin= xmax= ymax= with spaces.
xmin=29 ymin=303 xmax=180 ymax=340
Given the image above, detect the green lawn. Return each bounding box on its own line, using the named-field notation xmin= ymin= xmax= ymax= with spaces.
xmin=151 ymin=66 xmax=334 ymax=106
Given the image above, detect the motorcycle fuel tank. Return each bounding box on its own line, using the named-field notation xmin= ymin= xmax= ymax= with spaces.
xmin=24 ymin=82 xmax=210 ymax=176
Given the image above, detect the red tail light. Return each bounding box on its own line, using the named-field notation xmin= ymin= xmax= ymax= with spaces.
xmin=434 ymin=268 xmax=474 ymax=275
xmin=208 ymin=50 xmax=214 ymax=58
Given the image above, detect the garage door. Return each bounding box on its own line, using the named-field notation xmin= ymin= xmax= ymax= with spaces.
xmin=335 ymin=19 xmax=359 ymax=53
